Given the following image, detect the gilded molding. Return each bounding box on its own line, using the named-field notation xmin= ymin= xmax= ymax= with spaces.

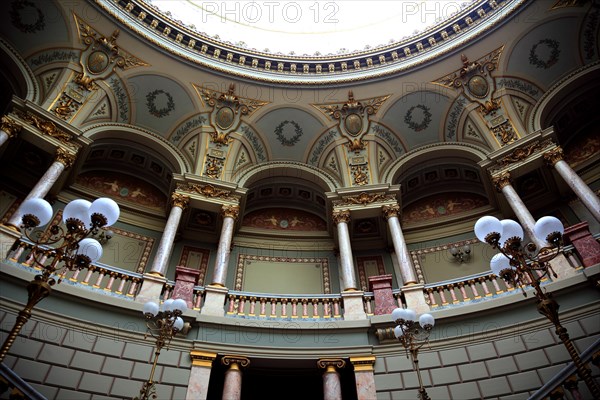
xmin=190 ymin=350 xmax=217 ymax=368
xmin=349 ymin=356 xmax=376 ymax=372
xmin=492 ymin=171 xmax=512 ymax=191
xmin=176 ymin=182 xmax=239 ymax=201
xmin=332 ymin=210 xmax=351 ymax=224
xmin=13 ymin=109 xmax=77 ymax=148
xmin=317 ymin=358 xmax=346 ymax=371
xmin=221 ymin=355 xmax=250 ymax=369
xmin=496 ymin=140 xmax=554 ymax=167
xmin=54 ymin=148 xmax=76 ymax=168
xmin=382 ymin=204 xmax=401 ymax=219
xmin=171 ymin=193 xmax=190 ymax=209
xmin=0 ymin=116 xmax=22 ymax=138
xmin=543 ymin=147 xmax=564 ymax=166
xmin=333 ymin=192 xmax=394 ymax=207
xmin=221 ymin=205 xmax=240 ymax=220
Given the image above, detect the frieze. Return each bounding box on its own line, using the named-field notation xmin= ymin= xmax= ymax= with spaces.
xmin=495 ymin=139 xmax=555 ymax=167
xmin=12 ymin=109 xmax=78 ymax=149
xmin=333 ymin=192 xmax=396 ymax=207
xmin=176 ymin=182 xmax=239 ymax=201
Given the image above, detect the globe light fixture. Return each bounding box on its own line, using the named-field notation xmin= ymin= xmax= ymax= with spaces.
xmin=134 ymin=298 xmax=189 ymax=400
xmin=0 ymin=197 xmax=119 ymax=362
xmin=475 ymin=215 xmax=599 ymax=397
xmin=391 ymin=307 xmax=435 ymax=400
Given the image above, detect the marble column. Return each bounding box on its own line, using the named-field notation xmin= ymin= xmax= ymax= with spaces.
xmin=186 ymin=351 xmax=217 ymax=400
xmin=350 ymin=356 xmax=377 ymax=400
xmin=544 ymin=147 xmax=600 ymax=222
xmin=317 ymin=358 xmax=345 ymax=400
xmin=221 ymin=355 xmax=249 ymax=400
xmin=332 ymin=209 xmax=358 ymax=291
xmin=0 ymin=115 xmax=21 ymax=147
xmin=7 ymin=147 xmax=76 ymax=228
xmin=148 ymin=193 xmax=189 ymax=276
xmin=211 ymin=205 xmax=239 ymax=286
xmin=382 ymin=204 xmax=417 ymax=285
xmin=492 ymin=172 xmax=546 ymax=250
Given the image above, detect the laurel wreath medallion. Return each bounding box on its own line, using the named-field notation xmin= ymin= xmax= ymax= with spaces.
xmin=404 ymin=105 xmax=432 ymax=132
xmin=274 ymin=120 xmax=303 ymax=146
xmin=146 ymin=90 xmax=175 ymax=118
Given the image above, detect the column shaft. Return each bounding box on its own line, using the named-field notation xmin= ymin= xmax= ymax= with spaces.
xmin=149 ymin=205 xmax=184 ymax=276
xmin=8 ymin=161 xmax=65 ymax=227
xmin=0 ymin=130 xmax=9 ymax=147
xmin=500 ymin=184 xmax=546 ymax=249
xmin=212 ymin=215 xmax=235 ymax=286
xmin=186 ymin=351 xmax=217 ymax=400
xmin=554 ymin=160 xmax=600 ymax=222
xmin=323 ymin=369 xmax=342 ymax=400
xmin=387 ymin=215 xmax=417 ymax=285
xmin=336 ymin=219 xmax=358 ymax=290
xmin=222 ymin=367 xmax=242 ymax=400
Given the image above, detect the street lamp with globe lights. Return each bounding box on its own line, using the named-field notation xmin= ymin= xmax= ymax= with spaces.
xmin=134 ymin=298 xmax=189 ymax=400
xmin=474 ymin=215 xmax=600 ymax=397
xmin=391 ymin=307 xmax=435 ymax=400
xmin=0 ymin=197 xmax=119 ymax=362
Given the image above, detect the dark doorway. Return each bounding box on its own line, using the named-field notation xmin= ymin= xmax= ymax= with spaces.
xmin=206 ymin=357 xmax=358 ymax=400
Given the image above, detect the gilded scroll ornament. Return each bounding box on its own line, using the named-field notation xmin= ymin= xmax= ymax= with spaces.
xmin=492 ymin=122 xmax=517 ymax=145
xmin=492 ymin=171 xmax=512 ymax=192
xmin=197 ymin=83 xmax=268 ymax=145
xmin=0 ymin=116 xmax=22 ymax=138
xmin=317 ymin=358 xmax=346 ymax=370
xmin=334 ymin=192 xmax=392 ymax=207
xmin=176 ymin=183 xmax=237 ymax=200
xmin=332 ymin=210 xmax=351 ymax=224
xmin=13 ymin=110 xmax=76 ymax=147
xmin=171 ymin=193 xmax=190 ymax=209
xmin=221 ymin=355 xmax=250 ymax=368
xmin=221 ymin=205 xmax=240 ymax=220
xmin=543 ymin=147 xmax=564 ymax=166
xmin=55 ymin=148 xmax=76 ymax=169
xmin=74 ymin=14 xmax=148 ymax=91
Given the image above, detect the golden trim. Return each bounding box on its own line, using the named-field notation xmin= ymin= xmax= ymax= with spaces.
xmin=221 ymin=355 xmax=250 ymax=369
xmin=317 ymin=358 xmax=346 ymax=370
xmin=350 ymin=355 xmax=376 ymax=371
xmin=190 ymin=351 xmax=217 ymax=367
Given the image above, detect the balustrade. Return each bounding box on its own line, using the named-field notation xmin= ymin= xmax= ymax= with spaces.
xmin=225 ymin=292 xmax=343 ymax=320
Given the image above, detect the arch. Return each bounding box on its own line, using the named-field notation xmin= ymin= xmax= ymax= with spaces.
xmin=0 ymin=38 xmax=40 ymax=104
xmin=382 ymin=142 xmax=489 ymax=185
xmin=82 ymin=123 xmax=190 ymax=174
xmin=235 ymin=161 xmax=340 ymax=193
xmin=529 ymin=61 xmax=600 ymax=131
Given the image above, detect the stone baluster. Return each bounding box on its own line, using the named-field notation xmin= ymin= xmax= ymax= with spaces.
xmin=426 ymin=288 xmax=437 ymax=307
xmin=458 ymin=282 xmax=470 ymax=300
xmin=221 ymin=355 xmax=250 ymax=400
xmin=317 ymin=358 xmax=346 ymax=400
xmin=468 ymin=280 xmax=481 ymax=298
xmin=544 ymin=147 xmax=600 ymax=222
xmin=248 ymin=297 xmax=256 ymax=316
xmin=259 ymin=298 xmax=267 ymax=317
xmin=185 ymin=351 xmax=217 ymax=400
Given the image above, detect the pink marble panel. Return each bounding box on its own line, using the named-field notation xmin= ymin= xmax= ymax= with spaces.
xmin=564 ymin=222 xmax=600 ymax=267
xmin=368 ymin=274 xmax=396 ymax=315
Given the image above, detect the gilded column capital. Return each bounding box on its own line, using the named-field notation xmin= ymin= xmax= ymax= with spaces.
xmin=190 ymin=350 xmax=217 ymax=368
xmin=54 ymin=147 xmax=76 ymax=168
xmin=382 ymin=204 xmax=400 ymax=220
xmin=332 ymin=209 xmax=351 ymax=224
xmin=1 ymin=116 xmax=22 ymax=138
xmin=221 ymin=204 xmax=240 ymax=220
xmin=171 ymin=193 xmax=190 ymax=209
xmin=221 ymin=355 xmax=250 ymax=370
xmin=491 ymin=171 xmax=511 ymax=192
xmin=543 ymin=147 xmax=564 ymax=166
xmin=349 ymin=355 xmax=376 ymax=372
xmin=317 ymin=358 xmax=346 ymax=373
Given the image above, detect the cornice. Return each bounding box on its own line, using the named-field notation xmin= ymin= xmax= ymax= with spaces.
xmin=93 ymin=0 xmax=528 ymax=86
